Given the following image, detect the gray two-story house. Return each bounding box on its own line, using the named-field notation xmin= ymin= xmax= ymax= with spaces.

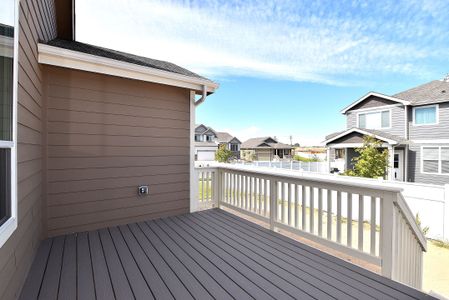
xmin=325 ymin=78 xmax=449 ymax=185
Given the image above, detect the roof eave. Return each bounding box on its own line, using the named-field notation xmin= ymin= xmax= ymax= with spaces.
xmin=38 ymin=43 xmax=219 ymax=94
xmin=323 ymin=128 xmax=399 ymax=145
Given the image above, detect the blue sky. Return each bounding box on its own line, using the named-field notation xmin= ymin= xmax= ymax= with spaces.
xmin=76 ymin=0 xmax=449 ymax=145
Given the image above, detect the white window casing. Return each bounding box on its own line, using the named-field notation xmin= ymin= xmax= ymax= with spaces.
xmin=421 ymin=146 xmax=449 ymax=175
xmin=0 ymin=0 xmax=18 ymax=248
xmin=413 ymin=104 xmax=439 ymax=126
xmin=356 ymin=109 xmax=392 ymax=130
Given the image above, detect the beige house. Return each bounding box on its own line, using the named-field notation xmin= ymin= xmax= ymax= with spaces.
xmin=241 ymin=137 xmax=293 ymax=161
xmin=0 ymin=1 xmax=219 ymax=298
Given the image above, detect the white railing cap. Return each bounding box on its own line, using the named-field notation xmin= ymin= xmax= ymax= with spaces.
xmin=197 ymin=162 xmax=404 ymax=193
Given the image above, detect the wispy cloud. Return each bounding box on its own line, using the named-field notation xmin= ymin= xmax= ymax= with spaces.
xmin=76 ymin=0 xmax=449 ymax=85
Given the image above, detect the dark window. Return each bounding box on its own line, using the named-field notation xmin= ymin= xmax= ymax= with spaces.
xmin=0 ymin=149 xmax=11 ymax=226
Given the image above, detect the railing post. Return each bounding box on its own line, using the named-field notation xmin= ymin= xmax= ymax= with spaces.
xmin=191 ymin=167 xmax=199 ymax=213
xmin=380 ymin=191 xmax=396 ymax=279
xmin=215 ymin=169 xmax=221 ymax=208
xmin=445 ymin=184 xmax=449 ymax=241
xmin=270 ymin=178 xmax=277 ymax=231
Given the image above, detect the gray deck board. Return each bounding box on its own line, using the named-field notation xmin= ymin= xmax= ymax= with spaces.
xmin=58 ymin=234 xmax=77 ymax=300
xmin=20 ymin=209 xmax=436 ymax=300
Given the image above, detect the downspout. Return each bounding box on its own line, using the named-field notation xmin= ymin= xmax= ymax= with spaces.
xmin=194 ymin=85 xmax=208 ymax=107
xmin=404 ymin=105 xmax=409 ymax=181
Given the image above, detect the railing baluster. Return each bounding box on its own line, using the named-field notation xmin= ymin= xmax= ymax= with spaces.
xmin=337 ymin=191 xmax=342 ymax=243
xmin=302 ymin=186 xmax=307 ymax=230
xmin=281 ymin=182 xmax=285 ymax=223
xmin=258 ymin=178 xmax=262 ymax=214
xmin=201 ymin=171 xmax=205 ymax=202
xmin=287 ymin=183 xmax=292 ymax=226
xmin=370 ymin=196 xmax=376 ymax=255
xmin=347 ymin=192 xmax=353 ymax=247
xmin=318 ymin=188 xmax=323 ymax=236
xmin=358 ymin=194 xmax=364 ymax=251
xmin=264 ymin=179 xmax=268 ymax=217
xmin=243 ymin=175 xmax=247 ymax=209
xmin=206 ymin=172 xmax=210 ymax=203
xmin=310 ymin=187 xmax=315 ymax=233
xmin=327 ymin=189 xmax=332 ymax=240
xmin=295 ymin=184 xmax=299 ymax=228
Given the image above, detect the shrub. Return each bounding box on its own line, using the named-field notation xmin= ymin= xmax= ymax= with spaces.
xmin=215 ymin=144 xmax=233 ymax=163
xmin=344 ymin=136 xmax=389 ymax=178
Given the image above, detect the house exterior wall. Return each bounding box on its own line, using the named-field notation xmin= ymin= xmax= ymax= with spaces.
xmin=408 ymin=102 xmax=449 ymax=140
xmin=346 ymin=105 xmax=405 ymax=137
xmin=0 ymin=1 xmax=57 ymax=299
xmin=44 ymin=66 xmax=191 ymax=236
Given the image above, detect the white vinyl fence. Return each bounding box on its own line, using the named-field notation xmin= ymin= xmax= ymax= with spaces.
xmin=235 ymin=160 xmax=329 ymax=174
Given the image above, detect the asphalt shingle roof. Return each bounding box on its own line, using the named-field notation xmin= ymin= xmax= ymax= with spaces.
xmin=46 ymin=39 xmax=213 ymax=82
xmin=393 ymin=80 xmax=449 ymax=106
xmin=325 ymin=127 xmax=405 ymax=144
xmin=241 ymin=137 xmax=292 ymax=149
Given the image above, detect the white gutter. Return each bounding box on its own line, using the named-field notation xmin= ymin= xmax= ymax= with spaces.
xmin=38 ymin=43 xmax=219 ymax=94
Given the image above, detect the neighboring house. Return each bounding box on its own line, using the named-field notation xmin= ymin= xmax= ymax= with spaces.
xmin=0 ymin=1 xmax=218 ymax=298
xmin=216 ymin=132 xmax=242 ymax=158
xmin=324 ymin=78 xmax=449 ymax=184
xmin=241 ymin=137 xmax=293 ymax=161
xmin=194 ymin=124 xmax=218 ymax=161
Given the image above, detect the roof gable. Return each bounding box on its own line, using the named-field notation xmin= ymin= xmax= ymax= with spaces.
xmin=341 ymin=92 xmax=409 ymax=114
xmin=324 ymin=128 xmax=403 ymax=145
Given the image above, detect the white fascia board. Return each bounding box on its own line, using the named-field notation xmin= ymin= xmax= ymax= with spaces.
xmin=38 ymin=43 xmax=219 ymax=94
xmin=323 ymin=128 xmax=398 ymax=145
xmin=340 ymin=92 xmax=410 ymax=114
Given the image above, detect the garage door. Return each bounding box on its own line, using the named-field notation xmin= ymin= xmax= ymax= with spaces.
xmin=197 ymin=151 xmax=216 ymax=161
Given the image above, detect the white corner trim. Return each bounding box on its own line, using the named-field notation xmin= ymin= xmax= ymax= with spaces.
xmin=323 ymin=128 xmax=398 ymax=145
xmin=38 ymin=43 xmax=219 ymax=93
xmin=340 ymin=92 xmax=410 ymax=114
xmin=412 ymin=104 xmax=439 ymax=126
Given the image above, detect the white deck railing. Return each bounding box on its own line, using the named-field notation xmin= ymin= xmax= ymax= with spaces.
xmin=194 ymin=163 xmax=427 ymax=290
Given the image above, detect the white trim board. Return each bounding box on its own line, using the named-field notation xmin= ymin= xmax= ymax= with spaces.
xmin=38 ymin=43 xmax=219 ymax=94
xmin=341 ymin=92 xmax=409 ymax=114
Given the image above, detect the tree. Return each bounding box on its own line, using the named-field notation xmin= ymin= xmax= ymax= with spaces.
xmin=215 ymin=144 xmax=233 ymax=163
xmin=344 ymin=136 xmax=389 ymax=178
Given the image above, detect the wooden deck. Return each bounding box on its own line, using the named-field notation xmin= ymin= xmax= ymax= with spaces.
xmin=19 ymin=209 xmax=434 ymax=300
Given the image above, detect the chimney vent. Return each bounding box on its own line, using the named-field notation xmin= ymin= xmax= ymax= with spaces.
xmin=443 ymin=74 xmax=449 ymax=82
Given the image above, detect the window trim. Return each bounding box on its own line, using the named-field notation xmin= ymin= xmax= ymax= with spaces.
xmin=0 ymin=0 xmax=18 ymax=248
xmin=356 ymin=108 xmax=392 ymax=130
xmin=420 ymin=146 xmax=449 ymax=176
xmin=413 ymin=104 xmax=439 ymax=126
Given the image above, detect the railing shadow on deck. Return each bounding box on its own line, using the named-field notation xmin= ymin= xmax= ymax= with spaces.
xmin=194 ymin=162 xmax=427 ymax=290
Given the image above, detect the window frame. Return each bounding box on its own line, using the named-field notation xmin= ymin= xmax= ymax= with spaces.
xmin=0 ymin=0 xmax=18 ymax=248
xmin=413 ymin=104 xmax=439 ymax=126
xmin=421 ymin=146 xmax=449 ymax=176
xmin=356 ymin=109 xmax=392 ymax=130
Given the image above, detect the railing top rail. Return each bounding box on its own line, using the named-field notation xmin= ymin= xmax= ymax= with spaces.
xmin=200 ymin=163 xmax=404 ymax=193
xmin=396 ymin=193 xmax=427 ymax=251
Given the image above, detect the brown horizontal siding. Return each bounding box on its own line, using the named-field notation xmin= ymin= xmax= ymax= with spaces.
xmin=45 ymin=66 xmax=191 ymax=237
xmin=47 ymin=206 xmax=190 ymax=237
xmin=0 ymin=1 xmax=57 ymax=298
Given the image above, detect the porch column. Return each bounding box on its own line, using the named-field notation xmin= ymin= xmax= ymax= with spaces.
xmin=326 ymin=147 xmax=331 ymax=173
xmin=388 ymin=145 xmax=394 ymax=181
